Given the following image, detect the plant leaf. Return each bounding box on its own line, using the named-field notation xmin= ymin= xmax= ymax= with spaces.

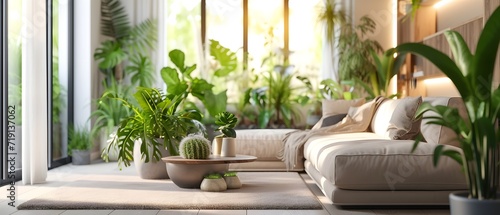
xmin=210 ymin=39 xmax=238 ymax=77
xmin=169 ymin=49 xmax=185 ymax=71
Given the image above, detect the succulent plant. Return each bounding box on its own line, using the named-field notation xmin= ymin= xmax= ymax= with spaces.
xmin=179 ymin=134 xmax=211 ymax=159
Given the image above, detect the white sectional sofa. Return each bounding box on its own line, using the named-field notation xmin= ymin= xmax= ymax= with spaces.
xmin=230 ymin=97 xmax=469 ymax=205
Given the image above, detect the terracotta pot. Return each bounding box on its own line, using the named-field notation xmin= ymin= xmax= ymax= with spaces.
xmin=449 ymin=192 xmax=500 ymax=215
xmin=221 ymin=138 xmax=236 ymax=157
xmin=212 ymin=137 xmax=223 ymax=155
xmin=200 ymin=178 xmax=227 ymax=192
xmin=224 ymin=175 xmax=242 ymax=189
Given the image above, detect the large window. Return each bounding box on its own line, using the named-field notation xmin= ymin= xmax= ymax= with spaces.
xmin=0 ymin=0 xmax=73 ymax=186
xmin=165 ymin=0 xmax=322 ymax=101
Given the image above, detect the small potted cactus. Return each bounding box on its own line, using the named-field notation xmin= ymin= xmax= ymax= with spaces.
xmin=214 ymin=111 xmax=238 ymax=157
xmin=200 ymin=173 xmax=227 ymax=192
xmin=179 ymin=134 xmax=211 ymax=159
xmin=223 ymin=172 xmax=242 ymax=189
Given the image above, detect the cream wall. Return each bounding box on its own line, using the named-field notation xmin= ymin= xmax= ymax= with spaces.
xmin=352 ymin=0 xmax=395 ymax=50
xmin=436 ymin=0 xmax=483 ymax=31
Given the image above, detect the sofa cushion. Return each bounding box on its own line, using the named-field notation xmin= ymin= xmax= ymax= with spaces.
xmin=370 ymin=97 xmax=422 ymax=140
xmin=421 ymin=97 xmax=468 ymax=147
xmin=235 ymin=129 xmax=297 ymax=161
xmin=387 ymin=96 xmax=422 ymax=140
xmin=312 ymin=99 xmax=365 ymax=130
xmin=304 ymin=132 xmax=467 ymax=191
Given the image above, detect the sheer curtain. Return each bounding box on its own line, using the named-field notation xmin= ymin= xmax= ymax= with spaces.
xmin=22 ymin=0 xmax=48 ymax=185
xmin=320 ymin=0 xmax=351 ymax=81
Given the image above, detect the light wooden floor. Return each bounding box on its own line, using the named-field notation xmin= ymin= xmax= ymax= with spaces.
xmin=0 ymin=162 xmax=450 ymax=215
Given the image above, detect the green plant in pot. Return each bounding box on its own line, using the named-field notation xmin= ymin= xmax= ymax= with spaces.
xmin=397 ymin=6 xmax=500 ymax=214
xmin=68 ymin=125 xmax=93 ymax=165
xmin=101 ymin=87 xmax=205 ymax=179
xmin=213 ymin=111 xmax=237 ymax=157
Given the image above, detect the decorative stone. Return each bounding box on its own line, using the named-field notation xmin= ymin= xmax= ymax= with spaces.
xmin=224 ymin=176 xmax=242 ymax=189
xmin=200 ymin=178 xmax=227 ymax=192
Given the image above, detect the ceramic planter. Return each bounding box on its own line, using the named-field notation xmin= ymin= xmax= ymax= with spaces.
xmin=224 ymin=175 xmax=242 ymax=189
xmin=221 ymin=137 xmax=236 ymax=157
xmin=450 ymin=192 xmax=500 ymax=215
xmin=212 ymin=137 xmax=223 ymax=156
xmin=133 ymin=138 xmax=170 ymax=179
xmin=200 ymin=178 xmax=227 ymax=192
xmin=71 ymin=150 xmax=90 ymax=165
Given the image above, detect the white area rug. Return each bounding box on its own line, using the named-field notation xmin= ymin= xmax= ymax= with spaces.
xmin=18 ymin=172 xmax=322 ymax=210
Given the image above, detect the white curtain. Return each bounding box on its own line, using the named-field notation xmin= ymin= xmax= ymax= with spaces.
xmin=22 ymin=0 xmax=48 ymax=185
xmin=320 ymin=0 xmax=351 ymax=81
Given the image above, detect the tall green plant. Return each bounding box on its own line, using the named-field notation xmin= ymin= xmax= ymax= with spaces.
xmin=400 ymin=6 xmax=500 ymax=200
xmin=338 ymin=16 xmax=383 ymax=82
xmin=102 ymin=87 xmax=204 ymax=168
xmin=161 ymin=49 xmax=227 ymax=119
xmin=95 ymin=0 xmax=158 ymax=87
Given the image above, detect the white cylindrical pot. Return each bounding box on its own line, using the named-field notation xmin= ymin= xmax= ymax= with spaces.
xmin=221 ymin=138 xmax=236 ymax=157
xmin=133 ymin=138 xmax=170 ymax=179
xmin=450 ymin=192 xmax=500 ymax=215
xmin=212 ymin=137 xmax=223 ymax=155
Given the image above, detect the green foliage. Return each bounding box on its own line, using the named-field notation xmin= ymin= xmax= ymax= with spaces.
xmin=319 ymin=79 xmax=357 ymax=100
xmin=317 ymin=1 xmax=347 ymax=46
xmin=91 ymin=81 xmax=132 ymax=135
xmin=223 ymin=172 xmax=238 ymax=177
xmin=338 ymin=16 xmax=383 ymax=82
xmin=126 ymin=54 xmax=155 ymax=87
xmin=204 ymin=173 xmax=222 ymax=179
xmin=68 ymin=125 xmax=92 ymax=155
xmin=210 ymin=39 xmax=238 ymax=77
xmin=401 ymin=6 xmax=500 ymax=199
xmin=215 ymin=111 xmax=237 ymax=138
xmin=102 ymin=87 xmax=205 ymax=168
xmin=95 ymin=0 xmax=157 ymax=87
xmin=354 ymin=49 xmax=406 ymax=99
xmin=179 ymin=134 xmax=211 ymax=159
xmin=161 ymin=49 xmax=227 ymax=119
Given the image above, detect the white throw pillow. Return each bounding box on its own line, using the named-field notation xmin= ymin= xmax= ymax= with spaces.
xmin=387 ymin=96 xmax=422 ymax=140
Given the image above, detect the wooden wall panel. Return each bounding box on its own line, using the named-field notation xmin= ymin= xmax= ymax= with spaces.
xmin=422 ymin=33 xmax=450 ymax=78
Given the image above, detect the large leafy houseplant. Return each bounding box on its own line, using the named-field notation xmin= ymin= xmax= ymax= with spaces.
xmin=102 ymin=87 xmax=204 ymax=168
xmin=398 ymin=6 xmax=500 ymax=200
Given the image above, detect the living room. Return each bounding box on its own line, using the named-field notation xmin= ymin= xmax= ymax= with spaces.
xmin=1 ymin=0 xmax=499 ymax=214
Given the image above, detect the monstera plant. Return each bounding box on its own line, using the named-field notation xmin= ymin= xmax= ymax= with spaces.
xmin=399 ymin=5 xmax=500 ymax=207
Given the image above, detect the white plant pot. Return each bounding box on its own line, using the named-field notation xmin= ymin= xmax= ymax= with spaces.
xmin=200 ymin=178 xmax=227 ymax=192
xmin=133 ymin=138 xmax=170 ymax=179
xmin=212 ymin=137 xmax=223 ymax=155
xmin=221 ymin=138 xmax=236 ymax=157
xmin=224 ymin=175 xmax=242 ymax=189
xmin=450 ymin=192 xmax=500 ymax=215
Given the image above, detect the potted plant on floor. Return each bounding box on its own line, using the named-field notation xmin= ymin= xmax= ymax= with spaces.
xmin=68 ymin=125 xmax=92 ymax=165
xmin=200 ymin=173 xmax=227 ymax=192
xmin=398 ymin=6 xmax=500 ymax=215
xmin=214 ymin=111 xmax=238 ymax=157
xmin=101 ymin=87 xmax=205 ymax=179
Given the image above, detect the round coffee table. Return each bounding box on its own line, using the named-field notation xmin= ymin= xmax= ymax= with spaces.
xmin=162 ymin=155 xmax=256 ymax=188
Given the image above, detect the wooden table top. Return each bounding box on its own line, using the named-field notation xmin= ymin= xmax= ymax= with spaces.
xmin=162 ymin=155 xmax=257 ymax=165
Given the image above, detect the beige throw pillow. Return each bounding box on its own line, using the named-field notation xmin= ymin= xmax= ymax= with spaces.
xmin=387 ymin=96 xmax=422 ymax=140
xmin=311 ymin=98 xmax=365 ymax=130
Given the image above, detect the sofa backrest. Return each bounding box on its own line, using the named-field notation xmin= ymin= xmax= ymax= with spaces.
xmin=420 ymin=97 xmax=468 ymax=148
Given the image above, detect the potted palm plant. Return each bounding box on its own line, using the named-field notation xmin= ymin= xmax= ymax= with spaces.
xmin=214 ymin=111 xmax=238 ymax=157
xmin=101 ymin=87 xmax=205 ymax=179
xmin=68 ymin=125 xmax=92 ymax=165
xmin=398 ymin=6 xmax=500 ymax=215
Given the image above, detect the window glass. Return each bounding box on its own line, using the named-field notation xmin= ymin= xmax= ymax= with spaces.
xmin=289 ymin=0 xmax=322 ymax=81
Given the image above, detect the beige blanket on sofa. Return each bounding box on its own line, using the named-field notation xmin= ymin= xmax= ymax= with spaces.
xmin=278 ymin=96 xmax=386 ymax=170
